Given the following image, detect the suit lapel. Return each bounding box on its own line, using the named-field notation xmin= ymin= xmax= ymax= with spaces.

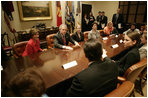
xmin=59 ymin=32 xmax=65 ymax=45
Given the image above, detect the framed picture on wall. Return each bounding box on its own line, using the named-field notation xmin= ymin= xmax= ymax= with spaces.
xmin=17 ymin=1 xmax=52 ymax=21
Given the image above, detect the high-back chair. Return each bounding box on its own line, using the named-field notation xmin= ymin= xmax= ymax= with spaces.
xmin=118 ymin=58 xmax=147 ymax=83
xmin=136 ymin=66 xmax=147 ymax=96
xmin=104 ymin=81 xmax=134 ymax=97
xmin=117 ymin=58 xmax=147 ymax=96
xmin=13 ymin=41 xmax=28 ymax=58
xmin=46 ymin=34 xmax=55 ymax=49
xmin=84 ymin=32 xmax=88 ymax=41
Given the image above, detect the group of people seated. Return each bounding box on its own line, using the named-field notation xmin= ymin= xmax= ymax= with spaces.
xmin=5 ymin=12 xmax=147 ymax=97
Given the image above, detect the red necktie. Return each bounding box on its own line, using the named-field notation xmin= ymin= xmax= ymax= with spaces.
xmin=63 ymin=35 xmax=66 ymax=45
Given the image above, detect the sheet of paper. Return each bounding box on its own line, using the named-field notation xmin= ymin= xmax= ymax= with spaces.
xmin=62 ymin=61 xmax=77 ymax=69
xmin=102 ymin=37 xmax=108 ymax=40
xmin=119 ymin=40 xmax=123 ymax=43
xmin=112 ymin=44 xmax=119 ymax=48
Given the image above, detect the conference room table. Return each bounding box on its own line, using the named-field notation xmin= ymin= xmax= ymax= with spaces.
xmin=2 ymin=34 xmax=126 ymax=90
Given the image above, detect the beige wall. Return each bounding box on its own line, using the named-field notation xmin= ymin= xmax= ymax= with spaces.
xmin=93 ymin=1 xmax=119 ymax=22
xmin=80 ymin=1 xmax=119 ymax=22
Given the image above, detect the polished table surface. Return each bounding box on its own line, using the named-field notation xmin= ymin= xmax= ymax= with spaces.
xmin=2 ymin=34 xmax=126 ymax=89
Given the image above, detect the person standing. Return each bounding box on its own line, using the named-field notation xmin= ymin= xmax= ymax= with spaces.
xmin=96 ymin=11 xmax=102 ymax=30
xmin=101 ymin=11 xmax=108 ymax=29
xmin=88 ymin=12 xmax=95 ymax=31
xmin=112 ymin=8 xmax=124 ymax=33
xmin=82 ymin=14 xmax=89 ymax=32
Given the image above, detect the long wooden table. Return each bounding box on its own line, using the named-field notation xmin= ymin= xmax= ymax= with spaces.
xmin=2 ymin=34 xmax=126 ymax=89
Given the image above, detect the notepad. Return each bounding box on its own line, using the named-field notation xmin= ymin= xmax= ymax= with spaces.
xmin=62 ymin=61 xmax=77 ymax=69
xmin=102 ymin=37 xmax=108 ymax=40
xmin=111 ymin=44 xmax=119 ymax=48
xmin=115 ymin=35 xmax=118 ymax=37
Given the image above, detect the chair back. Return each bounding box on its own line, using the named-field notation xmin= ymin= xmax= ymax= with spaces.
xmin=84 ymin=32 xmax=88 ymax=41
xmin=46 ymin=34 xmax=55 ymax=48
xmin=13 ymin=41 xmax=28 ymax=57
xmin=123 ymin=58 xmax=147 ymax=83
xmin=105 ymin=81 xmax=134 ymax=97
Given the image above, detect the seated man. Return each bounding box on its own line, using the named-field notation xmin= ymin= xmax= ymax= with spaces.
xmin=66 ymin=39 xmax=118 ymax=97
xmin=54 ymin=24 xmax=80 ymax=50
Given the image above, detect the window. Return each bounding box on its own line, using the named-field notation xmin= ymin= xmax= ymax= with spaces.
xmin=119 ymin=1 xmax=147 ymax=24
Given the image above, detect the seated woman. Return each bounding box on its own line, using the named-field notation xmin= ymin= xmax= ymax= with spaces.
xmin=88 ymin=22 xmax=100 ymax=40
xmin=123 ymin=23 xmax=140 ymax=34
xmin=22 ymin=29 xmax=46 ymax=56
xmin=116 ymin=31 xmax=141 ymax=76
xmin=72 ymin=24 xmax=84 ymax=42
xmin=139 ymin=33 xmax=147 ymax=60
xmin=103 ymin=21 xmax=118 ymax=36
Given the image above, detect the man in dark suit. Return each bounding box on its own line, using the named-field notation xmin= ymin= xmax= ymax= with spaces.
xmin=101 ymin=11 xmax=108 ymax=28
xmin=54 ymin=24 xmax=80 ymax=50
xmin=112 ymin=8 xmax=124 ymax=33
xmin=96 ymin=11 xmax=102 ymax=30
xmin=66 ymin=39 xmax=118 ymax=97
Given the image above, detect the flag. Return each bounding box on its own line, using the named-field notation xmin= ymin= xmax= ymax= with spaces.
xmin=65 ymin=1 xmax=75 ymax=33
xmin=56 ymin=1 xmax=62 ymax=27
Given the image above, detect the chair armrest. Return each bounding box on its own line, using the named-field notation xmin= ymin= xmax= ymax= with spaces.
xmin=104 ymin=81 xmax=134 ymax=97
xmin=118 ymin=76 xmax=126 ymax=82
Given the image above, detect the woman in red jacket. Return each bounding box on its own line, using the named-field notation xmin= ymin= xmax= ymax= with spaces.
xmin=22 ymin=29 xmax=46 ymax=56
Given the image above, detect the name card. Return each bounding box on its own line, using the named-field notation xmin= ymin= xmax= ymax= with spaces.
xmin=111 ymin=44 xmax=119 ymax=48
xmin=102 ymin=37 xmax=108 ymax=40
xmin=62 ymin=61 xmax=77 ymax=69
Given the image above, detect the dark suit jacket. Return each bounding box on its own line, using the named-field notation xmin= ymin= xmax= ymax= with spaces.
xmin=66 ymin=57 xmax=118 ymax=97
xmin=112 ymin=13 xmax=124 ymax=28
xmin=54 ymin=31 xmax=75 ymax=49
xmin=117 ymin=46 xmax=140 ymax=76
xmin=72 ymin=32 xmax=84 ymax=42
xmin=101 ymin=16 xmax=108 ymax=26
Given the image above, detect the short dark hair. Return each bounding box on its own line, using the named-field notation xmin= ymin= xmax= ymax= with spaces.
xmin=92 ymin=22 xmax=98 ymax=27
xmin=83 ymin=39 xmax=102 ymax=61
xmin=102 ymin=11 xmax=104 ymax=13
xmin=126 ymin=31 xmax=141 ymax=46
xmin=131 ymin=23 xmax=136 ymax=28
xmin=7 ymin=67 xmax=46 ymax=97
xmin=98 ymin=11 xmax=101 ymax=13
xmin=29 ymin=29 xmax=38 ymax=38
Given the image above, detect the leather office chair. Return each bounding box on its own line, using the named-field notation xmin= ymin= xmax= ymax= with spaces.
xmin=118 ymin=58 xmax=147 ymax=83
xmin=84 ymin=32 xmax=88 ymax=41
xmin=46 ymin=34 xmax=55 ymax=49
xmin=136 ymin=66 xmax=147 ymax=96
xmin=105 ymin=81 xmax=134 ymax=97
xmin=13 ymin=41 xmax=28 ymax=58
xmin=99 ymin=30 xmax=104 ymax=36
xmin=117 ymin=58 xmax=147 ymax=96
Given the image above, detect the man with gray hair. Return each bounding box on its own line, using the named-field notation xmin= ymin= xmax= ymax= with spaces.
xmin=54 ymin=24 xmax=80 ymax=50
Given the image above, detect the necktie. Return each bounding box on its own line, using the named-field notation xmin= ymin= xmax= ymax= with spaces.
xmin=63 ymin=35 xmax=66 ymax=45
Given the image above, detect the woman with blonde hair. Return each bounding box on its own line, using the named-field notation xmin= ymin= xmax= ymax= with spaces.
xmin=103 ymin=21 xmax=118 ymax=36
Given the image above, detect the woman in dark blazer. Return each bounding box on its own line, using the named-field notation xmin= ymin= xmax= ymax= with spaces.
xmin=88 ymin=12 xmax=95 ymax=31
xmin=72 ymin=25 xmax=84 ymax=42
xmin=117 ymin=31 xmax=141 ymax=76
